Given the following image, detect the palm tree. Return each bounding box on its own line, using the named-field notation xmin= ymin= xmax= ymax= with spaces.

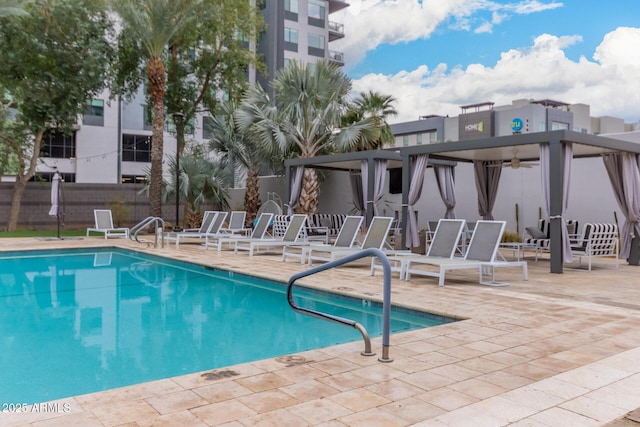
xmin=236 ymin=60 xmax=377 ymax=215
xmin=112 ymin=0 xmax=200 ymax=218
xmin=346 ymin=90 xmax=398 ymax=150
xmin=208 ymin=101 xmax=271 ymax=227
xmin=163 ymin=152 xmax=230 ymax=228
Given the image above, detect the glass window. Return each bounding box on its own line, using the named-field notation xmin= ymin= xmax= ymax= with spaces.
xmin=308 ymin=33 xmax=325 ymax=49
xmin=428 ymin=131 xmax=437 ymax=143
xmin=285 ymin=0 xmax=298 ymax=13
xmin=202 ymin=116 xmax=213 ymax=140
xmin=83 ymin=99 xmax=104 ymax=126
xmin=284 ymin=27 xmax=298 ymax=44
xmin=416 ymin=134 xmax=422 ymax=145
xmin=41 ymin=130 xmax=76 ymax=159
xmin=402 ymin=135 xmax=409 ymax=146
xmin=122 ymin=134 xmax=152 ymax=163
xmin=551 ymin=121 xmax=569 ymax=130
xmin=308 ymin=0 xmax=325 ymax=19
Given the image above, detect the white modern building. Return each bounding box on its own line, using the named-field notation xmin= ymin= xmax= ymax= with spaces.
xmin=36 ymin=0 xmax=350 ymax=185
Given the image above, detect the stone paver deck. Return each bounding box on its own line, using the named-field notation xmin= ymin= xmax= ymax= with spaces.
xmin=1 ymin=236 xmax=639 ymax=426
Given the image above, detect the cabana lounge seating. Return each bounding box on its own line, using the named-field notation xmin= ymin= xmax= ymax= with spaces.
xmin=86 ymin=209 xmax=129 ymax=239
xmin=570 ymin=223 xmax=619 ymax=270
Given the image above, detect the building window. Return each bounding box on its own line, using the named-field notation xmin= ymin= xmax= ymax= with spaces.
xmin=284 ymin=27 xmax=298 ymax=52
xmin=428 ymin=130 xmax=437 ymax=143
xmin=307 ymin=33 xmax=325 ymax=57
xmin=83 ymin=99 xmax=104 ymax=126
xmin=30 ymin=172 xmax=75 ymax=183
xmin=143 ymin=105 xmax=153 ymax=131
xmin=551 ymin=121 xmax=569 ymax=130
xmin=122 ymin=134 xmax=151 ymax=163
xmin=308 ymin=0 xmax=326 ymax=21
xmin=121 ymin=175 xmax=147 ymax=184
xmin=202 ymin=116 xmax=213 ymax=139
xmin=416 ymin=134 xmax=422 ymax=145
xmin=285 ymin=0 xmax=298 ymax=20
xmin=41 ymin=130 xmax=76 ymax=159
xmin=402 ymin=135 xmax=409 ymax=146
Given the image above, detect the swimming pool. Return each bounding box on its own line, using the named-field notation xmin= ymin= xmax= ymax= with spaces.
xmin=0 ymin=248 xmax=454 ymax=404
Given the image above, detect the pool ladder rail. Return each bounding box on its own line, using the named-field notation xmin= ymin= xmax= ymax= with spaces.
xmin=287 ymin=248 xmax=393 ymax=363
xmin=130 ymin=216 xmax=165 ymax=248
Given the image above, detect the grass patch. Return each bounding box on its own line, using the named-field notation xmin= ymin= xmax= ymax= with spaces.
xmin=0 ymin=229 xmax=87 ymax=238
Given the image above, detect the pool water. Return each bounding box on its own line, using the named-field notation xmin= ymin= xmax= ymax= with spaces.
xmin=0 ymin=248 xmax=453 ymax=403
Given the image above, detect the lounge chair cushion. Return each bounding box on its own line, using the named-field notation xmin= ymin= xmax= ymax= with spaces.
xmin=525 ymin=226 xmax=546 ymax=240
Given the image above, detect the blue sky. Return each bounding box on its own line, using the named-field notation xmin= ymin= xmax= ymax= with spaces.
xmin=333 ymin=0 xmax=640 ymax=124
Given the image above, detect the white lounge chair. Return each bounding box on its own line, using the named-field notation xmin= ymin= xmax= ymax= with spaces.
xmin=234 ymin=214 xmax=308 ymax=256
xmin=205 ymin=212 xmax=274 ymax=251
xmin=165 ymin=211 xmax=226 ymax=247
xmin=403 ymin=220 xmax=527 ymax=286
xmin=86 ymin=209 xmax=129 ymax=239
xmin=218 ymin=211 xmax=251 ymax=235
xmin=373 ymin=218 xmax=466 ymax=277
xmin=282 ymin=215 xmax=364 ymax=264
xmin=306 ymin=216 xmax=394 ymax=264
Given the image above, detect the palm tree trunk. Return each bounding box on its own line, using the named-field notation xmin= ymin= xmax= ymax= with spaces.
xmin=298 ymin=168 xmax=320 ymax=216
xmin=148 ymin=55 xmax=166 ymax=218
xmin=244 ymin=169 xmax=261 ymax=226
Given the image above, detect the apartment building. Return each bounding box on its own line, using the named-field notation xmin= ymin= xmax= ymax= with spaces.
xmin=34 ymin=0 xmax=350 ymax=184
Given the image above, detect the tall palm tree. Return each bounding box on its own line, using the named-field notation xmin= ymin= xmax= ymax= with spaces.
xmin=208 ymin=101 xmax=270 ymax=227
xmin=112 ymin=0 xmax=200 ymax=217
xmin=236 ymin=60 xmax=377 ymax=216
xmin=346 ymin=90 xmax=398 ymax=150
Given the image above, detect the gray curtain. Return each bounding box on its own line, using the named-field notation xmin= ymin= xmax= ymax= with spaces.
xmin=540 ymin=142 xmax=573 ymax=263
xmin=371 ymin=160 xmax=388 ymax=216
xmin=349 ymin=170 xmax=365 ymax=216
xmin=603 ymin=153 xmax=640 ymax=258
xmin=287 ymin=166 xmax=304 ymax=215
xmin=473 ymin=160 xmax=502 ymax=220
xmin=360 ymin=160 xmax=368 ymax=217
xmin=434 ymin=165 xmax=456 ymax=219
xmin=406 ymin=155 xmax=429 ymax=248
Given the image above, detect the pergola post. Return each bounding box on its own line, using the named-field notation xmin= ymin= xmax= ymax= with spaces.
xmin=548 ymin=139 xmax=564 ymax=273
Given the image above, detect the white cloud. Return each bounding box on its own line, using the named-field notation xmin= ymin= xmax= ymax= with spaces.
xmin=333 ymin=0 xmax=563 ymax=70
xmin=352 ymin=28 xmax=640 ymax=123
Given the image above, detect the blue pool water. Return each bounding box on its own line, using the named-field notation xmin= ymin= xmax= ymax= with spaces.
xmin=0 ymin=248 xmax=454 ymax=403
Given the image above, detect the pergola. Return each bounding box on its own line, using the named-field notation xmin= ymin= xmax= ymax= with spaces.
xmin=399 ymin=130 xmax=640 ymax=273
xmin=284 ymin=130 xmax=640 ymax=274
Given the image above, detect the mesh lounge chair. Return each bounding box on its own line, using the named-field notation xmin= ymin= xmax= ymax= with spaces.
xmin=218 ymin=211 xmax=251 ymax=235
xmin=165 ymin=211 xmax=226 ymax=247
xmin=373 ymin=219 xmax=466 ymax=277
xmin=205 ymin=212 xmax=274 ymax=251
xmin=234 ymin=214 xmax=308 ymax=256
xmin=306 ymin=216 xmax=394 ymax=264
xmin=86 ymin=209 xmax=129 ymax=239
xmin=403 ymin=220 xmax=527 ymax=286
xmin=282 ymin=215 xmax=364 ymax=264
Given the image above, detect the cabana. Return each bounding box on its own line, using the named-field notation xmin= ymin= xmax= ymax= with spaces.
xmin=399 ymin=130 xmax=640 ymax=273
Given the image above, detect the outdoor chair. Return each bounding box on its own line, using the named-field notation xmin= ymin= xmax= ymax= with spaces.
xmin=570 ymin=223 xmax=619 ymax=270
xmin=218 ymin=211 xmax=251 ymax=235
xmin=374 ymin=218 xmax=466 ymax=277
xmin=165 ymin=211 xmax=226 ymax=247
xmin=306 ymin=216 xmax=394 ymax=264
xmin=86 ymin=209 xmax=129 ymax=239
xmin=402 ymin=220 xmax=528 ymax=286
xmin=282 ymin=215 xmax=364 ymax=264
xmin=234 ymin=214 xmax=308 ymax=256
xmin=205 ymin=212 xmax=274 ymax=251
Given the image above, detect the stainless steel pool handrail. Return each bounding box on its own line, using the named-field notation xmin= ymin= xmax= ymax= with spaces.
xmin=130 ymin=216 xmax=165 ymax=248
xmin=286 ymin=248 xmax=393 ymax=363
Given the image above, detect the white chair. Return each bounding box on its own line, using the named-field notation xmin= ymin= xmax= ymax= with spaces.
xmin=205 ymin=212 xmax=274 ymax=251
xmin=219 ymin=211 xmax=251 ymax=235
xmin=165 ymin=211 xmax=227 ymax=247
xmin=234 ymin=214 xmax=308 ymax=256
xmin=86 ymin=209 xmax=129 ymax=239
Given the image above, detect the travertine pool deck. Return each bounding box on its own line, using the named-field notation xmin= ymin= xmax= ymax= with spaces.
xmin=1 ymin=236 xmax=639 ymax=426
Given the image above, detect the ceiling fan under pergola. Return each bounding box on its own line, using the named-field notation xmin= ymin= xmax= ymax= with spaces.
xmin=491 ymin=148 xmax=540 ymax=169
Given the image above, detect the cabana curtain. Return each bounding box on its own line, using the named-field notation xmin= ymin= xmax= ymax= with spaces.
xmin=434 ymin=165 xmax=456 ymax=219
xmin=540 ymin=142 xmax=573 ymax=263
xmin=603 ymin=152 xmax=640 ymax=259
xmin=473 ymin=160 xmax=502 ymax=220
xmin=349 ymin=170 xmax=365 ymax=217
xmin=287 ymin=165 xmax=304 ymax=215
xmin=406 ymin=155 xmax=429 ymax=248
xmin=372 ymin=160 xmax=387 ymax=216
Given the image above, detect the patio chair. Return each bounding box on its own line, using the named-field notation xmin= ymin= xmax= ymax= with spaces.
xmin=219 ymin=211 xmax=251 ymax=235
xmin=570 ymin=223 xmax=618 ymax=270
xmin=234 ymin=214 xmax=308 ymax=256
xmin=86 ymin=209 xmax=129 ymax=239
xmin=403 ymin=220 xmax=527 ymax=286
xmin=373 ymin=218 xmax=466 ymax=277
xmin=282 ymin=215 xmax=364 ymax=264
xmin=165 ymin=211 xmax=226 ymax=247
xmin=306 ymin=216 xmax=394 ymax=264
xmin=205 ymin=212 xmax=274 ymax=251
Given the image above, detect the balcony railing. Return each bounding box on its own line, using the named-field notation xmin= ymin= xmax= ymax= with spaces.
xmin=328 ymin=50 xmax=345 ymax=65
